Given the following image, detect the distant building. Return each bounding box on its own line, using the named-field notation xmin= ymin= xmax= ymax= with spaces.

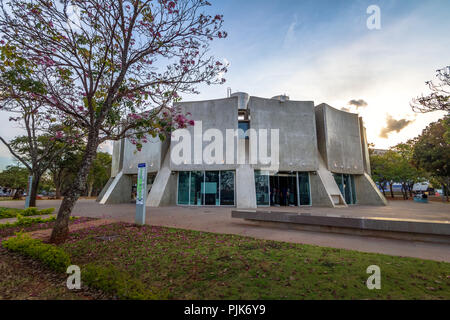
xmin=98 ymin=93 xmax=387 ymax=208
xmin=371 ymin=148 xmax=389 ymax=156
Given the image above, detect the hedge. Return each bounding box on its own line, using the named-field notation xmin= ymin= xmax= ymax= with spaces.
xmin=2 ymin=233 xmax=71 ymax=272
xmin=0 ymin=207 xmax=55 ymax=219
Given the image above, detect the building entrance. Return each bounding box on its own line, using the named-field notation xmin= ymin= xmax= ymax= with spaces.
xmin=269 ymin=174 xmax=297 ymax=206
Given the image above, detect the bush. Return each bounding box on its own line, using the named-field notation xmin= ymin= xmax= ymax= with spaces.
xmin=83 ymin=264 xmax=165 ymax=300
xmin=0 ymin=215 xmax=56 ymax=230
xmin=2 ymin=233 xmax=71 ymax=272
xmin=0 ymin=207 xmax=55 ymax=219
xmin=0 ymin=207 xmax=22 ymax=219
xmin=22 ymin=207 xmax=55 ymax=217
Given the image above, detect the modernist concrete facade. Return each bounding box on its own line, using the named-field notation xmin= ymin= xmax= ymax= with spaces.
xmin=98 ymin=93 xmax=387 ymax=208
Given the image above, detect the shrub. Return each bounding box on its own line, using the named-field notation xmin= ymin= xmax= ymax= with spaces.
xmin=21 ymin=207 xmax=39 ymax=217
xmin=2 ymin=233 xmax=71 ymax=272
xmin=0 ymin=207 xmax=55 ymax=219
xmin=82 ymin=264 xmax=165 ymax=300
xmin=0 ymin=207 xmax=22 ymax=219
xmin=0 ymin=215 xmax=56 ymax=230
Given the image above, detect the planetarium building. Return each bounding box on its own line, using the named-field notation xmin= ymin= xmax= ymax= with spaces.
xmin=98 ymin=92 xmax=387 ymax=208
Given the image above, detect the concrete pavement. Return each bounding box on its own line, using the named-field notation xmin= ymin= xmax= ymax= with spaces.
xmin=1 ymin=199 xmax=449 ymax=262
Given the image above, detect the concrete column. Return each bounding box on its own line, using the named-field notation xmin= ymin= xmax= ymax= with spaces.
xmin=236 ymin=164 xmax=257 ymax=209
xmin=147 ymin=149 xmax=173 ymax=207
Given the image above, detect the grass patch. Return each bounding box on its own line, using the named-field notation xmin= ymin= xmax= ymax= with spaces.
xmin=0 ymin=207 xmax=55 ymax=219
xmin=60 ymin=223 xmax=450 ymax=300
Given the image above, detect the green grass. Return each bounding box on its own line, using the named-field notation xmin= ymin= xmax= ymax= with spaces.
xmin=61 ymin=223 xmax=450 ymax=300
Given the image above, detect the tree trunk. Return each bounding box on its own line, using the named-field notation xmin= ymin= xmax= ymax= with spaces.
xmin=28 ymin=173 xmax=41 ymax=208
xmin=87 ymin=180 xmax=94 ymax=197
xmin=389 ymin=183 xmax=394 ymax=199
xmin=50 ymin=132 xmax=99 ymax=244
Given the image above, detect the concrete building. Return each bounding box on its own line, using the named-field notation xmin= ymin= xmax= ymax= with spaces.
xmin=98 ymin=93 xmax=387 ymax=208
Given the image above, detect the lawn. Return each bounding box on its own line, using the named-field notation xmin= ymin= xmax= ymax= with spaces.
xmin=59 ymin=222 xmax=450 ymax=300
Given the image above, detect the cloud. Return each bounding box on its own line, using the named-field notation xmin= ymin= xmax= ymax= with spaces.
xmin=340 ymin=107 xmax=351 ymax=112
xmin=282 ymin=15 xmax=298 ymax=49
xmin=379 ymin=115 xmax=415 ymax=138
xmin=348 ymin=99 xmax=368 ymax=108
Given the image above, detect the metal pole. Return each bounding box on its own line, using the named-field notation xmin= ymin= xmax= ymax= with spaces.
xmin=135 ymin=163 xmax=147 ymax=225
xmin=25 ymin=175 xmax=33 ymax=209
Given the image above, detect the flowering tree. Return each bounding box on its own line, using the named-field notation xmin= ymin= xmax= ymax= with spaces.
xmin=411 ymin=66 xmax=450 ymax=113
xmin=0 ymin=0 xmax=227 ymax=242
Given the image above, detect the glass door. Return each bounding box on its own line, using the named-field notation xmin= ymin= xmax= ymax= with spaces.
xmin=255 ymin=171 xmax=270 ymax=206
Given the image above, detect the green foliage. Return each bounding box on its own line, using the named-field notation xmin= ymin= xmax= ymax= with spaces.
xmin=0 ymin=207 xmax=55 ymax=219
xmin=412 ymin=116 xmax=450 ymax=187
xmin=0 ymin=207 xmax=22 ymax=219
xmin=82 ymin=264 xmax=164 ymax=300
xmin=2 ymin=233 xmax=71 ymax=272
xmin=0 ymin=215 xmax=56 ymax=230
xmin=0 ymin=165 xmax=29 ymax=189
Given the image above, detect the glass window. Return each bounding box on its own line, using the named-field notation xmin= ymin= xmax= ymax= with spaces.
xmin=298 ymin=172 xmax=311 ymax=206
xmin=255 ymin=171 xmax=270 ymax=206
xmin=238 ymin=121 xmax=250 ymax=139
xmin=177 ymin=171 xmax=190 ymax=205
xmin=333 ymin=173 xmax=344 ymax=195
xmin=204 ymin=171 xmax=220 ymax=205
xmin=190 ymin=171 xmax=204 ymax=206
xmin=287 ymin=174 xmax=298 ymax=206
xmin=351 ymin=175 xmax=357 ymax=204
xmin=220 ymin=171 xmax=235 ymax=206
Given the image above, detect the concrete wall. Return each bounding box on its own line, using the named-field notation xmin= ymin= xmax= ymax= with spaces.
xmin=249 ymin=97 xmax=319 ymax=171
xmin=315 ymin=104 xmax=364 ymax=175
xmin=159 ymin=173 xmax=177 ymax=206
xmin=359 ymin=117 xmax=371 ymax=175
xmin=354 ymin=173 xmax=388 ymax=206
xmin=100 ymin=172 xmax=133 ymax=204
xmin=122 ymin=136 xmax=163 ymax=174
xmin=170 ymin=97 xmax=239 ymax=171
xmin=111 ymin=140 xmax=124 ymax=177
xmin=309 ymin=173 xmax=334 ymax=207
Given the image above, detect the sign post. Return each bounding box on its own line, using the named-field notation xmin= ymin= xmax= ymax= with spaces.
xmin=135 ymin=163 xmax=147 ymax=225
xmin=25 ymin=175 xmax=33 ymax=209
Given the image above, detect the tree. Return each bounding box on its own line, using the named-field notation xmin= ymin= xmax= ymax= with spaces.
xmin=411 ymin=66 xmax=450 ymax=113
xmin=412 ymin=116 xmax=450 ymax=201
xmin=392 ymin=141 xmax=424 ymax=199
xmin=370 ymin=153 xmax=390 ymax=196
xmin=0 ymin=165 xmax=29 ymax=198
xmin=87 ymin=152 xmax=111 ymax=197
xmin=0 ymin=41 xmax=78 ymax=206
xmin=0 ymin=133 xmax=74 ymax=206
xmin=0 ymin=0 xmax=227 ymax=242
xmin=0 ymin=165 xmax=29 ymax=189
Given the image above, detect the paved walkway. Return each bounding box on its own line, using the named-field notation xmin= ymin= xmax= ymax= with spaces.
xmin=1 ymin=199 xmax=449 ymax=262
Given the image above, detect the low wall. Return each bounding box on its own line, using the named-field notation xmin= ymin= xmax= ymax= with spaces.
xmin=232 ymin=210 xmax=450 ymax=244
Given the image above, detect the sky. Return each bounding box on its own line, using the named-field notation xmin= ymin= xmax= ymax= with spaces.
xmin=0 ymin=0 xmax=449 ymax=170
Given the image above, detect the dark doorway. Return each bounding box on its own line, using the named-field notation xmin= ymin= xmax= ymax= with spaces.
xmin=269 ymin=173 xmax=297 ymax=206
